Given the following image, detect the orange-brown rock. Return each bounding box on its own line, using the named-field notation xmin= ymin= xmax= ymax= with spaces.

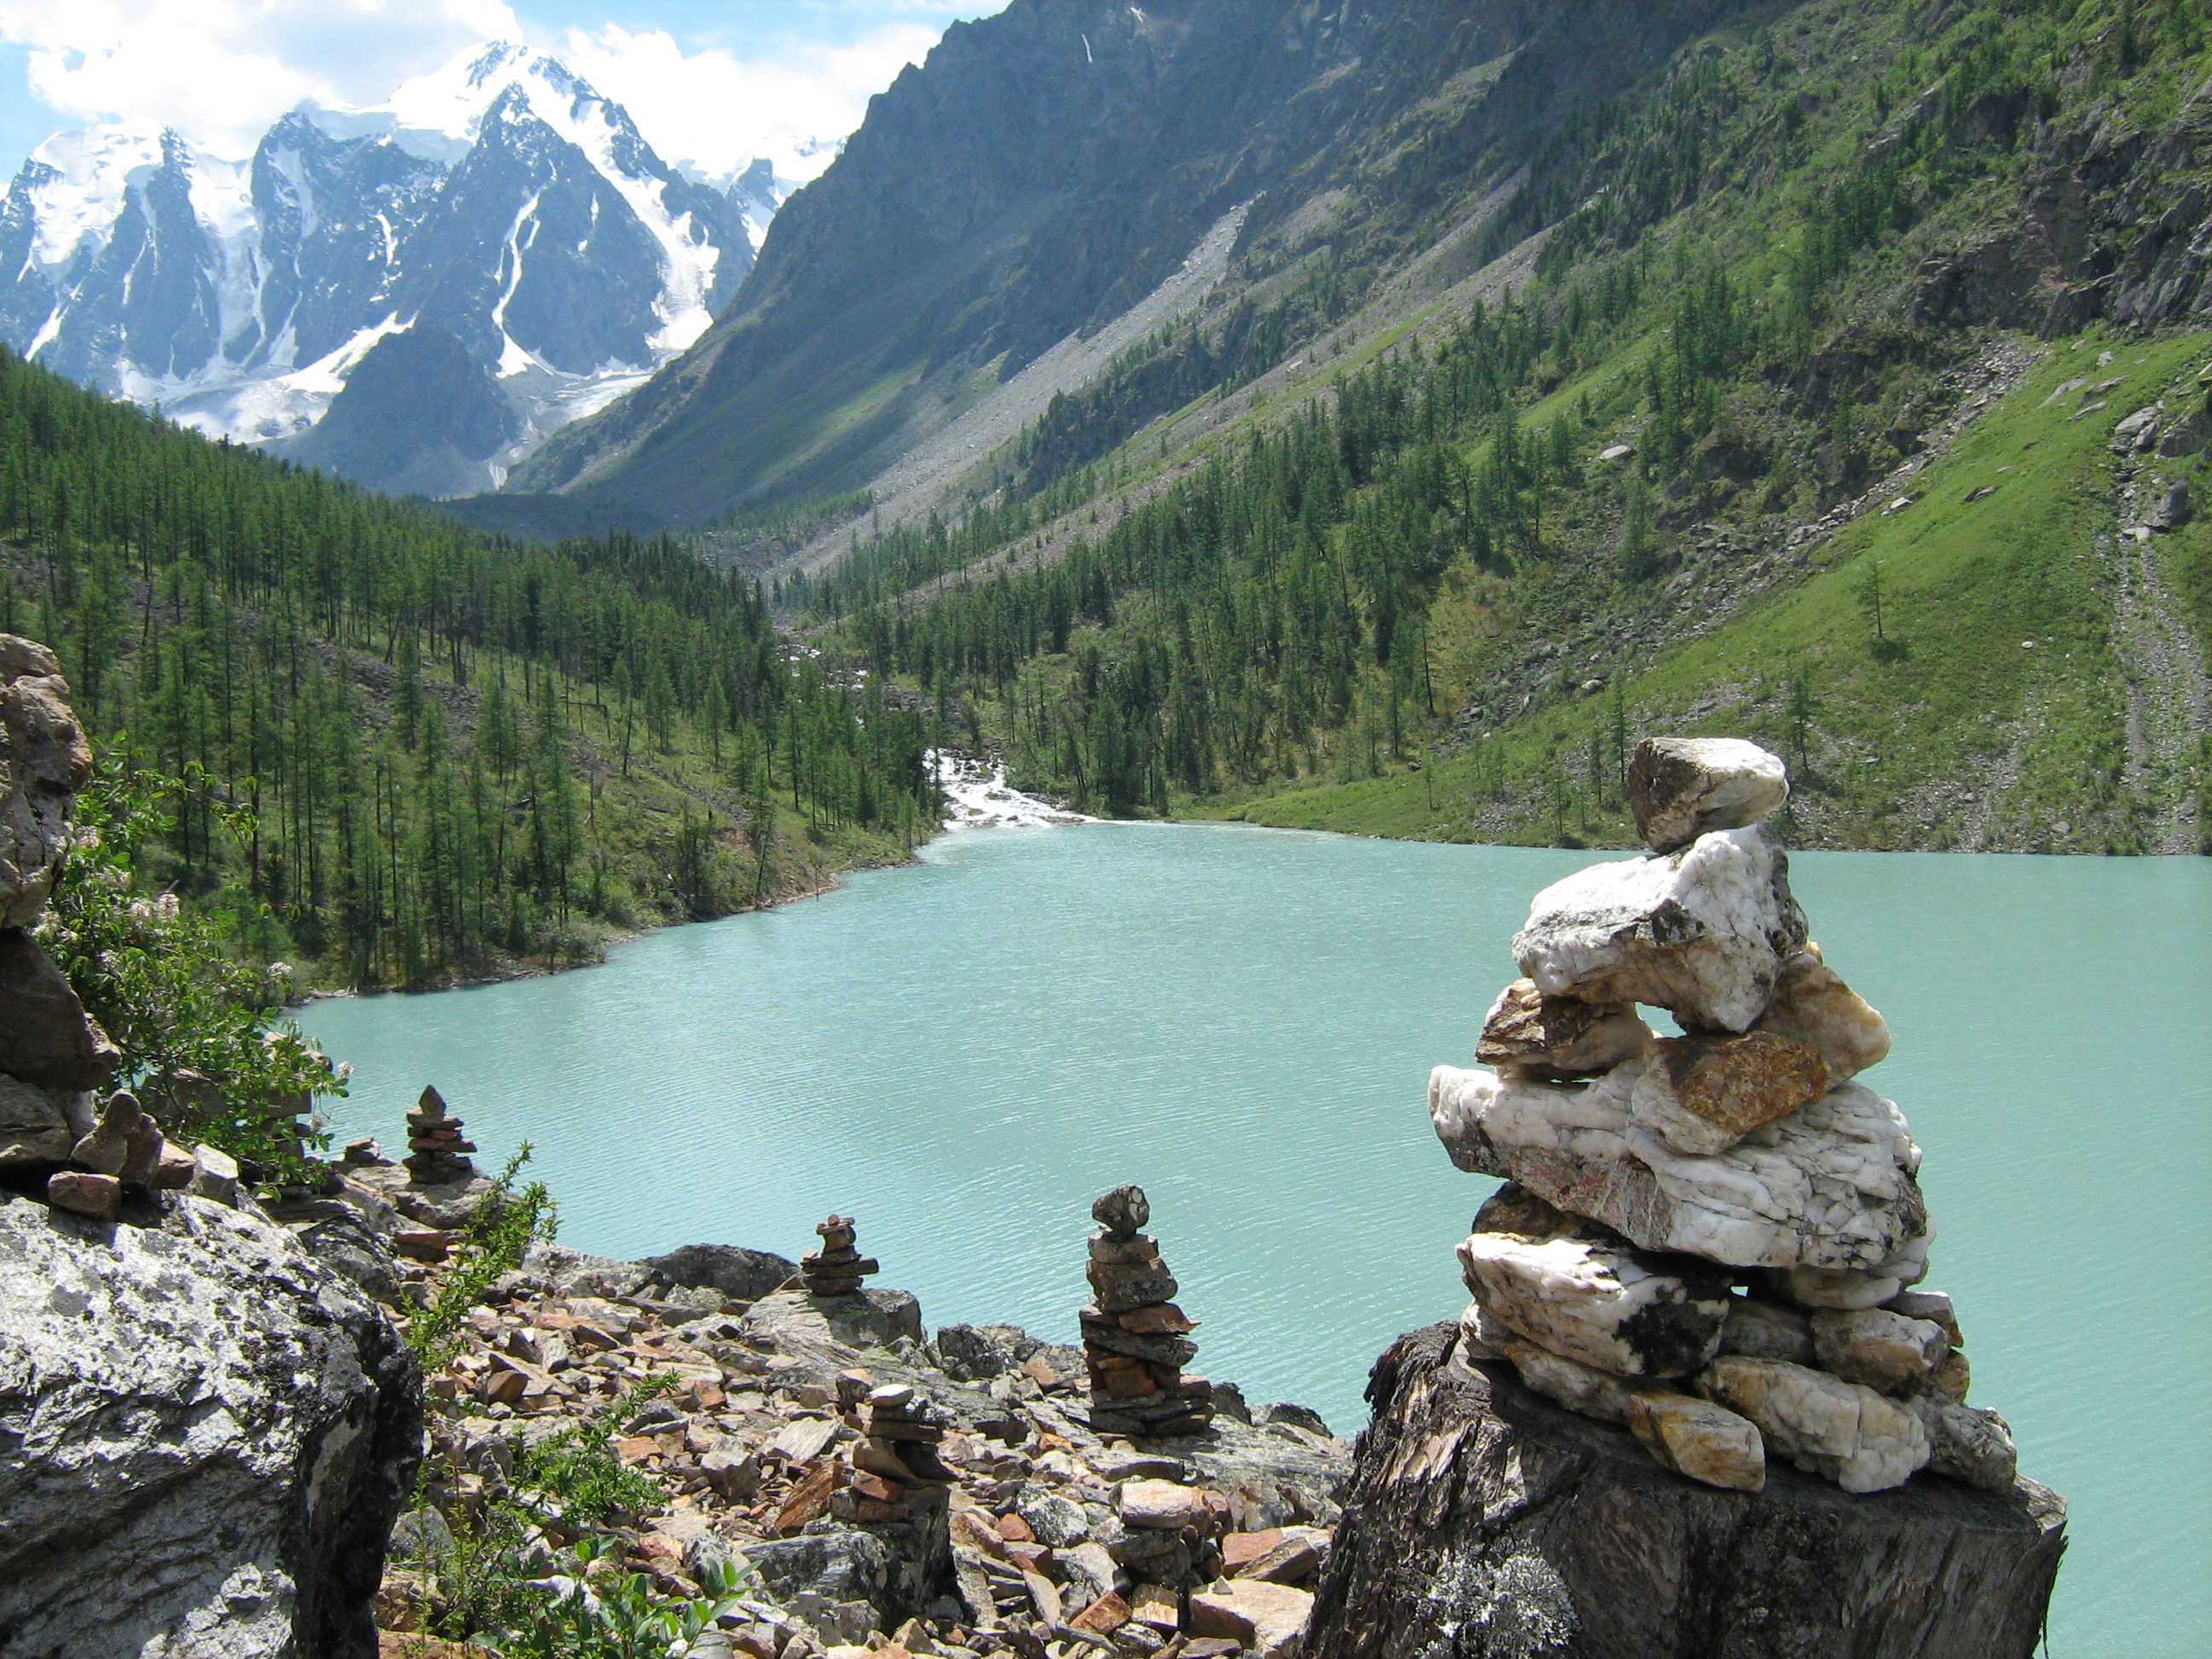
xmin=1121 ymin=1302 xmax=1198 ymax=1335
xmin=1754 ymin=946 xmax=1893 ymax=1081
xmin=1631 ymin=1031 xmax=1829 ymax=1155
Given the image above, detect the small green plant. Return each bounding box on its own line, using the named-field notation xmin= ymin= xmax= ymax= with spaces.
xmin=37 ymin=754 xmax=346 ymax=1181
xmin=406 ymin=1147 xmax=559 ymax=1369
xmin=515 ymin=1380 xmax=679 ymax=1536
xmin=415 ymin=1378 xmax=750 ymax=1657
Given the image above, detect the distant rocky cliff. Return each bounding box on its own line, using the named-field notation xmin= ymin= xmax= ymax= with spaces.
xmin=509 ymin=0 xmax=1754 ymax=525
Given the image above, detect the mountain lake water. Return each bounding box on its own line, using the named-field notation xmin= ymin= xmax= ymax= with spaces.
xmin=301 ymin=823 xmax=2212 ymax=1656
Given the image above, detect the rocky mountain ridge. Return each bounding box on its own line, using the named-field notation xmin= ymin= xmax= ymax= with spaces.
xmin=0 ymin=43 xmax=794 ymax=498
xmin=507 ymin=0 xmax=1748 ymax=527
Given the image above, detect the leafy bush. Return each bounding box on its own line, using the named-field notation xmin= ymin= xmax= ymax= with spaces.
xmin=35 ymin=756 xmax=346 ymax=1179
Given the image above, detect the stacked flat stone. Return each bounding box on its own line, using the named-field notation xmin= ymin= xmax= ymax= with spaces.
xmin=801 ymin=1214 xmax=879 ymax=1296
xmin=0 ymin=635 xmax=231 ymax=1219
xmin=1429 ymin=736 xmax=2018 ymax=1497
xmin=1081 ymin=1185 xmax=1214 ymax=1439
xmin=404 ymin=1085 xmax=478 ymax=1185
xmin=836 ymin=1382 xmax=958 ymax=1523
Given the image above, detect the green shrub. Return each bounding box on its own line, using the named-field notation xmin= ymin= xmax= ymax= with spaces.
xmin=36 ymin=755 xmax=346 ymax=1181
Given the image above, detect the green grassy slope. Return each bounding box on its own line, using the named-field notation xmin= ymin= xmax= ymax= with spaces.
xmin=1216 ymin=331 xmax=2212 ymax=853
xmin=792 ymin=0 xmax=2212 ymax=855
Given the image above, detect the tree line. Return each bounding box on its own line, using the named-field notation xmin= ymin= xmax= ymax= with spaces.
xmin=0 ymin=346 xmax=938 ymax=986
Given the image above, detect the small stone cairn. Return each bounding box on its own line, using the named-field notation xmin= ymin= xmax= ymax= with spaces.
xmin=1081 ymin=1185 xmax=1214 ymax=1439
xmin=404 ymin=1086 xmax=478 ymax=1185
xmin=0 ymin=635 xmax=237 ymax=1218
xmin=801 ymin=1213 xmax=879 ymax=1296
xmin=1429 ymin=736 xmax=2019 ymax=1497
xmin=835 ymin=1381 xmax=958 ymax=1523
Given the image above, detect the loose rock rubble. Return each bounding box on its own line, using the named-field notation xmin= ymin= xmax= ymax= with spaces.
xmin=1431 ymin=736 xmax=2023 ymax=1497
xmin=361 ymin=1197 xmax=1348 ymax=1659
xmin=1081 ymin=1186 xmax=1215 ymax=1440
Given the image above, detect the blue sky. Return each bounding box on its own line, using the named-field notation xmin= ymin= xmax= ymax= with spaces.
xmin=0 ymin=0 xmax=1008 ymax=180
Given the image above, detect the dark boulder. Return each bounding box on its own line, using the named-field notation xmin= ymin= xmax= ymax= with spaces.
xmin=641 ymin=1241 xmax=800 ymax=1303
xmin=1305 ymin=1324 xmax=2065 ymax=1659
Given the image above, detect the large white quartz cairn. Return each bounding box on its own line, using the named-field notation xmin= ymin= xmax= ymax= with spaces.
xmin=1511 ymin=826 xmax=1806 ymax=1033
xmin=1430 ymin=1061 xmax=1929 ymax=1272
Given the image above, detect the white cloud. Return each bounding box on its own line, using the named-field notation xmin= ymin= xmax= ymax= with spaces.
xmin=0 ymin=0 xmax=955 ymax=179
xmin=552 ymin=22 xmax=940 ymax=182
xmin=0 ymin=0 xmax=521 ymax=156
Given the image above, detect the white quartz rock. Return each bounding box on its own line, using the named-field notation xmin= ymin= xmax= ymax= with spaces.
xmin=1511 ymin=827 xmax=1807 ymax=1032
xmin=1456 ymin=1227 xmax=1732 ymax=1380
xmin=1431 ymin=1064 xmax=1930 ymax=1272
xmin=1458 ymin=1303 xmax=1635 ymax=1424
xmin=1770 ymin=1226 xmax=1934 ymax=1308
xmin=1696 ymin=1355 xmax=1930 ymax=1493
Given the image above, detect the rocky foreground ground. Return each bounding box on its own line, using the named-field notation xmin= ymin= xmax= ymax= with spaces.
xmin=323 ymin=1158 xmax=1350 ymax=1659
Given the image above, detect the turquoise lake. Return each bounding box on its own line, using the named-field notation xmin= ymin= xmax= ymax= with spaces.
xmin=300 ymin=824 xmax=2212 ymax=1657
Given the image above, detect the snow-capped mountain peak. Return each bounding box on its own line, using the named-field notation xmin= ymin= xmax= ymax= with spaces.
xmin=0 ymin=43 xmax=814 ymax=499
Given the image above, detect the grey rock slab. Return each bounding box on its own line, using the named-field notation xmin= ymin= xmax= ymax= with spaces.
xmin=1715 ymin=1296 xmax=1815 ymax=1366
xmin=0 ymin=1188 xmax=421 ymax=1658
xmin=0 ymin=928 xmax=120 ymax=1091
xmin=1626 ymin=737 xmax=1790 ymax=853
xmin=642 ymin=1242 xmax=801 ymax=1302
xmin=1017 ymin=1487 xmax=1091 ymax=1548
xmin=0 ymin=1074 xmax=78 ymax=1167
xmin=1430 ymin=1062 xmax=1930 ymax=1272
xmin=1915 ymin=1398 xmax=2019 ymax=1493
xmin=1510 ymin=827 xmax=1807 ymax=1032
xmin=2111 ymin=404 xmax=2161 ymax=451
xmin=773 ymin=1416 xmax=848 ymax=1463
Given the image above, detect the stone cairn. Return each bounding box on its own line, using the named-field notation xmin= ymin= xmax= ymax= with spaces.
xmin=835 ymin=1381 xmax=958 ymax=1524
xmin=801 ymin=1213 xmax=879 ymax=1296
xmin=0 ymin=635 xmax=237 ymax=1218
xmin=1081 ymin=1185 xmax=1215 ymax=1439
xmin=1429 ymin=736 xmax=2018 ymax=1496
xmin=404 ymin=1085 xmax=478 ymax=1185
